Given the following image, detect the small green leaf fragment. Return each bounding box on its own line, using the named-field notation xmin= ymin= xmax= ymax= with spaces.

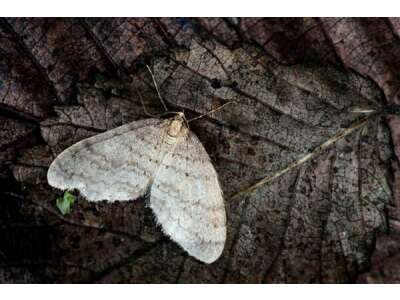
xmin=64 ymin=191 xmax=75 ymax=204
xmin=56 ymin=191 xmax=76 ymax=215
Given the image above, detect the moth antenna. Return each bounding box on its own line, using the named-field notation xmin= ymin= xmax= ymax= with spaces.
xmin=155 ymin=111 xmax=182 ymax=118
xmin=188 ymin=101 xmax=234 ymax=123
xmin=146 ymin=64 xmax=168 ymax=112
xmin=182 ymin=113 xmax=190 ymax=130
xmin=137 ymin=90 xmax=158 ymax=118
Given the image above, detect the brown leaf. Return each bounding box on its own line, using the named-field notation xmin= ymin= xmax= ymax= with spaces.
xmin=0 ymin=23 xmax=56 ymax=119
xmin=1 ymin=18 xmax=399 ymax=283
xmin=6 ymin=18 xmax=113 ymax=104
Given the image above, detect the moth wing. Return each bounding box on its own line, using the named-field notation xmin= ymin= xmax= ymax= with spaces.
xmin=47 ymin=118 xmax=168 ymax=201
xmin=150 ymin=131 xmax=226 ymax=263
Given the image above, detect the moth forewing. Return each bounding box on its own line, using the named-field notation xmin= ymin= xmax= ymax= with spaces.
xmin=47 ymin=112 xmax=226 ymax=264
xmin=150 ymin=127 xmax=226 ymax=263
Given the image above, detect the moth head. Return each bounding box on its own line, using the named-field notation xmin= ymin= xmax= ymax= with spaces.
xmin=176 ymin=111 xmax=185 ymax=119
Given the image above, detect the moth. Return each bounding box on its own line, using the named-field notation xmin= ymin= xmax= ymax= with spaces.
xmin=47 ymin=83 xmax=228 ymax=263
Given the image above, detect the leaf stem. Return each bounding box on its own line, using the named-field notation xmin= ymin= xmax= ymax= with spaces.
xmin=229 ymin=115 xmax=375 ymax=201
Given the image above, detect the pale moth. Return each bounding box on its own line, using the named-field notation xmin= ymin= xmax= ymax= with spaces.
xmin=47 ymin=67 xmax=228 ymax=264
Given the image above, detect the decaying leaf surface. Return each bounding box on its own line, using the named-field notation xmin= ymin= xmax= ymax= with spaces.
xmin=0 ymin=18 xmax=399 ymax=283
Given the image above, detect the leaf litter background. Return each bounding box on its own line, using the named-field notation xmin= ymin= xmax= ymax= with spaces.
xmin=1 ymin=18 xmax=400 ymax=283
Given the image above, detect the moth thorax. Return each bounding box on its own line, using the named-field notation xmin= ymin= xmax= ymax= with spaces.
xmin=164 ymin=118 xmax=183 ymax=145
xmin=167 ymin=119 xmax=183 ymax=137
